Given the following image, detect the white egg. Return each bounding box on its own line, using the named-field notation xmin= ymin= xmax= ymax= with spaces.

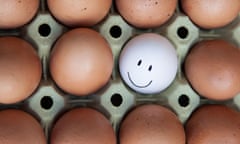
xmin=119 ymin=33 xmax=178 ymax=94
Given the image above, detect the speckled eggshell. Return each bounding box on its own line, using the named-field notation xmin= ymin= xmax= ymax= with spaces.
xmin=47 ymin=0 xmax=112 ymax=27
xmin=116 ymin=0 xmax=177 ymax=28
xmin=0 ymin=0 xmax=39 ymax=29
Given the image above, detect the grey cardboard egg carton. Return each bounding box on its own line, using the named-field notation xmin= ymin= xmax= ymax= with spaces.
xmin=0 ymin=0 xmax=240 ymax=142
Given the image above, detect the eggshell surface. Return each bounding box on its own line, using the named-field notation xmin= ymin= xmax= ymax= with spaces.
xmin=184 ymin=39 xmax=240 ymax=100
xmin=47 ymin=0 xmax=112 ymax=27
xmin=0 ymin=0 xmax=39 ymax=29
xmin=119 ymin=104 xmax=185 ymax=144
xmin=50 ymin=28 xmax=113 ymax=96
xmin=186 ymin=105 xmax=240 ymax=144
xmin=181 ymin=0 xmax=240 ymax=29
xmin=116 ymin=0 xmax=177 ymax=28
xmin=119 ymin=33 xmax=178 ymax=94
xmin=50 ymin=108 xmax=116 ymax=144
xmin=0 ymin=37 xmax=42 ymax=104
xmin=0 ymin=109 xmax=46 ymax=144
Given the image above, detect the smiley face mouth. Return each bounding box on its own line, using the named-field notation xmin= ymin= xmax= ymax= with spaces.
xmin=127 ymin=72 xmax=152 ymax=88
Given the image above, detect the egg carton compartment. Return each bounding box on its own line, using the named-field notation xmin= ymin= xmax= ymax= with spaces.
xmin=0 ymin=0 xmax=240 ymax=143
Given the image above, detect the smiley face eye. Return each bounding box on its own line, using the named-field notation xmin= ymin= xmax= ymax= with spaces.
xmin=148 ymin=65 xmax=152 ymax=71
xmin=137 ymin=59 xmax=142 ymax=66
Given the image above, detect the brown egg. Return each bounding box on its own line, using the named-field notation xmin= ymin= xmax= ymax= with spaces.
xmin=116 ymin=0 xmax=177 ymax=28
xmin=47 ymin=0 xmax=112 ymax=27
xmin=119 ymin=104 xmax=185 ymax=144
xmin=0 ymin=37 xmax=42 ymax=104
xmin=184 ymin=39 xmax=240 ymax=100
xmin=50 ymin=28 xmax=113 ymax=96
xmin=0 ymin=0 xmax=39 ymax=29
xmin=0 ymin=109 xmax=46 ymax=144
xmin=181 ymin=0 xmax=240 ymax=29
xmin=51 ymin=108 xmax=116 ymax=144
xmin=186 ymin=105 xmax=240 ymax=144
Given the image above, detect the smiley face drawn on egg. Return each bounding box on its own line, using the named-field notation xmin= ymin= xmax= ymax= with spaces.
xmin=127 ymin=59 xmax=153 ymax=88
xmin=119 ymin=33 xmax=178 ymax=94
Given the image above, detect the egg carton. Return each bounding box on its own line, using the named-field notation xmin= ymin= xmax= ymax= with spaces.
xmin=0 ymin=0 xmax=240 ymax=143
